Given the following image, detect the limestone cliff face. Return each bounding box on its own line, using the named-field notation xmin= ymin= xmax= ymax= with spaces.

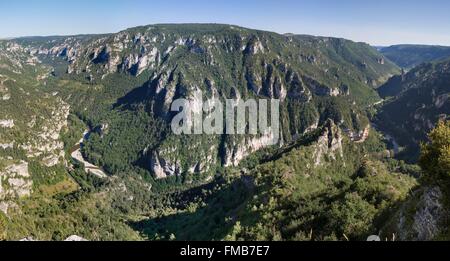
xmin=224 ymin=132 xmax=280 ymax=167
xmin=313 ymin=120 xmax=343 ymax=166
xmin=148 ymin=119 xmax=344 ymax=178
xmin=150 ymin=151 xmax=182 ymax=179
xmin=149 ymin=144 xmax=218 ymax=180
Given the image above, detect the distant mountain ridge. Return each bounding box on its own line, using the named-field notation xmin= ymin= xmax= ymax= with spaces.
xmin=380 ymin=44 xmax=450 ymax=69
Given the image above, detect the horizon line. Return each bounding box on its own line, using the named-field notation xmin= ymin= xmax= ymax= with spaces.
xmin=2 ymin=22 xmax=450 ymax=47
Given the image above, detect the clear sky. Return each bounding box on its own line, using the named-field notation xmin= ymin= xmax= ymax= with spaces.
xmin=1 ymin=0 xmax=450 ymax=46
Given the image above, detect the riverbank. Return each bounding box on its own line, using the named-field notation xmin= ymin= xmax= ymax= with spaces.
xmin=70 ymin=130 xmax=107 ymax=179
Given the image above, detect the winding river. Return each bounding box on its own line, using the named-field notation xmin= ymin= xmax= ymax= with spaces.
xmin=70 ymin=130 xmax=107 ymax=179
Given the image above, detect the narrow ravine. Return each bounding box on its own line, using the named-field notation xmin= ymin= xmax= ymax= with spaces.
xmin=371 ymin=122 xmax=401 ymax=156
xmin=369 ymin=99 xmax=402 ymax=156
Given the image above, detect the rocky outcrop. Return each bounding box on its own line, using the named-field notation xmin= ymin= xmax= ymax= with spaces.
xmin=246 ymin=71 xmax=263 ymax=94
xmin=2 ymin=93 xmax=11 ymax=101
xmin=224 ymin=132 xmax=280 ymax=167
xmin=412 ymin=187 xmax=444 ymax=240
xmin=261 ymin=64 xmax=287 ymax=101
xmin=91 ymin=46 xmax=112 ymax=64
xmin=348 ymin=125 xmax=370 ymax=143
xmin=120 ymin=47 xmax=159 ymax=76
xmin=64 ymin=235 xmax=88 ymax=241
xmin=0 ymin=161 xmax=32 ymax=214
xmin=19 ymin=235 xmax=88 ymax=241
xmin=149 ymin=139 xmax=218 ymax=178
xmin=304 ymin=77 xmax=340 ymax=97
xmin=0 ymin=119 xmax=14 ymax=128
xmin=396 ymin=186 xmax=444 ymax=241
xmin=244 ymin=38 xmax=265 ymax=55
xmin=0 ymin=76 xmax=10 ymax=101
xmin=150 ymin=151 xmax=182 ymax=179
xmin=434 ymin=93 xmax=448 ymax=109
xmin=303 ymin=119 xmax=320 ymax=135
xmin=286 ymin=72 xmax=312 ymax=102
xmin=149 ymin=138 xmax=219 ymax=179
xmin=0 ymin=143 xmax=14 ymax=149
xmin=313 ymin=120 xmax=343 ymax=166
xmin=0 ymin=200 xmax=17 ymax=215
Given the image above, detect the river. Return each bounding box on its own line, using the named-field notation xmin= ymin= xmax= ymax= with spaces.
xmin=70 ymin=130 xmax=107 ymax=179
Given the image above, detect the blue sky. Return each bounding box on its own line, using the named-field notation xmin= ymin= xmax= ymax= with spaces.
xmin=1 ymin=0 xmax=450 ymax=46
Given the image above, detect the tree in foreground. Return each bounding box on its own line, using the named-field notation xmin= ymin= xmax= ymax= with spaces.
xmin=419 ymin=120 xmax=450 ymax=182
